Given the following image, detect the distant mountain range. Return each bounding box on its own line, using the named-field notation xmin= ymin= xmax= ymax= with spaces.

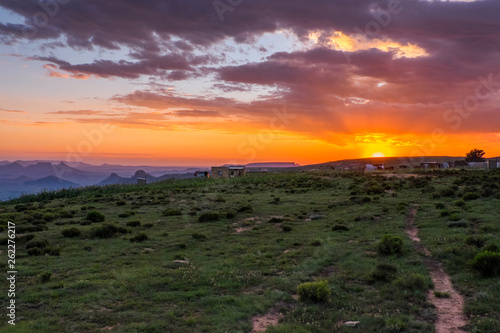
xmin=0 ymin=160 xmax=301 ymax=201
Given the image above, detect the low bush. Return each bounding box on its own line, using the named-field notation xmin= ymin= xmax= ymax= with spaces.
xmin=26 ymin=238 xmax=48 ymax=249
xmin=118 ymin=211 xmax=135 ymax=218
xmin=91 ymin=223 xmax=128 ymax=239
xmin=268 ymin=217 xmax=283 ymax=223
xmin=237 ymin=205 xmax=253 ymax=213
xmin=163 ymin=208 xmax=182 ymax=216
xmin=38 ymin=272 xmax=52 ymax=283
xmin=126 ymin=221 xmax=141 ymax=227
xmin=463 ymin=192 xmax=481 ymax=201
xmin=448 ymin=221 xmax=468 ymax=228
xmin=468 ymin=251 xmax=500 ymax=277
xmin=369 ymin=263 xmax=398 ymax=282
xmin=198 ymin=212 xmax=221 ymax=223
xmin=42 ymin=212 xmax=55 ymax=222
xmin=130 ymin=233 xmax=148 ymax=242
xmin=192 ymin=233 xmax=207 ymax=241
xmin=377 ymin=234 xmax=403 ymax=255
xmin=435 ymin=203 xmax=446 ymax=209
xmin=297 ymin=281 xmax=331 ymax=302
xmin=282 ymin=225 xmax=292 ymax=232
xmin=465 ymin=235 xmax=486 ymax=248
xmin=332 ymin=224 xmax=350 ymax=231
xmin=454 ymin=199 xmax=466 ymax=208
xmin=27 ymin=247 xmax=43 ymax=256
xmin=116 ymin=200 xmax=127 ymax=206
xmin=439 ymin=188 xmax=455 ymax=197
xmin=85 ymin=211 xmax=105 ymax=223
xmin=61 ymin=227 xmax=81 ymax=238
xmin=394 ymin=273 xmax=428 ymax=291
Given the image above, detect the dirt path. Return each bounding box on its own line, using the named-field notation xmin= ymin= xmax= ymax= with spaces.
xmin=405 ymin=205 xmax=467 ymax=333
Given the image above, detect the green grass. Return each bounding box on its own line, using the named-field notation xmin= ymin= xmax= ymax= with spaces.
xmin=0 ymin=169 xmax=499 ymax=332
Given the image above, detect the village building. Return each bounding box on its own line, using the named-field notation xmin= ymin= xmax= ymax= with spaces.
xmin=365 ymin=163 xmax=384 ymax=171
xmin=194 ymin=171 xmax=210 ymax=178
xmin=211 ymin=166 xmax=246 ymax=178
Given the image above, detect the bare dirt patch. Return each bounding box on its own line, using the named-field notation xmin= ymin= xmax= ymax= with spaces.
xmin=251 ymin=305 xmax=284 ymax=332
xmin=234 ymin=226 xmax=252 ymax=234
xmin=405 ymin=205 xmax=467 ymax=333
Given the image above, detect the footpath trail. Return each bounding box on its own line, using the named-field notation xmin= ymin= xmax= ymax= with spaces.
xmin=405 ymin=205 xmax=467 ymax=333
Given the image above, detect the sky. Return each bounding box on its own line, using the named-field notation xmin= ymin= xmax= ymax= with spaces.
xmin=0 ymin=0 xmax=499 ymax=166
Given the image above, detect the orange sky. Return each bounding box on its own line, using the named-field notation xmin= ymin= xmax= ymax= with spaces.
xmin=1 ymin=1 xmax=499 ymax=166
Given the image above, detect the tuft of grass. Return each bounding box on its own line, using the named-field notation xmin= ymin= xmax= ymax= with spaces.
xmin=434 ymin=290 xmax=450 ymax=298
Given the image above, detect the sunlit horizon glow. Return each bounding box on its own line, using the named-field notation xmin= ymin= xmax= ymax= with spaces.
xmin=0 ymin=1 xmax=499 ymax=167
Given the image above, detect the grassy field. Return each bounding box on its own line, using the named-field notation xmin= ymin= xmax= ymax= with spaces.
xmin=1 ymin=169 xmax=499 ymax=332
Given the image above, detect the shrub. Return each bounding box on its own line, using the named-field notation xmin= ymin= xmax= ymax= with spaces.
xmin=449 ymin=213 xmax=462 ymax=221
xmin=198 ymin=212 xmax=221 ymax=223
xmin=440 ymin=210 xmax=450 ymax=217
xmin=435 ymin=203 xmax=446 ymax=209
xmin=214 ymin=196 xmax=225 ymax=203
xmin=468 ymin=251 xmax=500 ymax=277
xmin=369 ymin=263 xmax=398 ymax=282
xmin=237 ymin=205 xmax=253 ymax=213
xmin=130 ymin=233 xmax=148 ymax=242
xmin=163 ymin=208 xmax=182 ymax=216
xmin=18 ymin=234 xmax=35 ymax=242
xmin=143 ymin=223 xmax=154 ymax=228
xmin=463 ymin=192 xmax=481 ymax=201
xmin=27 ymin=247 xmax=43 ymax=256
xmin=394 ymin=273 xmax=428 ymax=291
xmin=42 ymin=212 xmax=55 ymax=222
xmin=26 ymin=239 xmax=48 ymax=249
xmin=192 ymin=233 xmax=207 ymax=241
xmin=118 ymin=211 xmax=135 ymax=218
xmin=332 ymin=224 xmax=350 ymax=231
xmin=268 ymin=217 xmax=283 ymax=223
xmin=310 ymin=240 xmax=321 ymax=246
xmin=297 ymin=281 xmax=331 ymax=302
xmin=46 ymin=247 xmax=60 ymax=256
xmin=38 ymin=272 xmax=52 ymax=283
xmin=366 ymin=186 xmax=384 ymax=195
xmin=85 ymin=211 xmax=105 ymax=223
xmin=91 ymin=223 xmax=128 ymax=239
xmin=226 ymin=211 xmax=236 ymax=219
xmin=377 ymin=234 xmax=403 ymax=255
xmin=484 ymin=244 xmax=500 ymax=253
xmin=465 ymin=235 xmax=486 ymax=248
xmin=439 ymin=188 xmax=455 ymax=197
xmin=448 ymin=221 xmax=468 ymax=228
xmin=116 ymin=200 xmax=126 ymax=206
xmin=61 ymin=227 xmax=81 ymax=238
xmin=282 ymin=225 xmax=292 ymax=232
xmin=126 ymin=221 xmax=141 ymax=227
xmin=454 ymin=199 xmax=466 ymax=208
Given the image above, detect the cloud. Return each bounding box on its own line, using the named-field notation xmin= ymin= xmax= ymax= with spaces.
xmin=47 ymin=110 xmax=104 ymax=115
xmin=0 ymin=108 xmax=28 ymax=113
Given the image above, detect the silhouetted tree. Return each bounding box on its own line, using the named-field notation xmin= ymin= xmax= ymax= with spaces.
xmin=465 ymin=149 xmax=486 ymax=162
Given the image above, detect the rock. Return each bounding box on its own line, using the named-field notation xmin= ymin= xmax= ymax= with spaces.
xmin=344 ymin=321 xmax=360 ymax=327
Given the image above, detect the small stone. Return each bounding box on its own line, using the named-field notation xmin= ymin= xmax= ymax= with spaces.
xmin=344 ymin=321 xmax=360 ymax=327
xmin=173 ymin=260 xmax=189 ymax=264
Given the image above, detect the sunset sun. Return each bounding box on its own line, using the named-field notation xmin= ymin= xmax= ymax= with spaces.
xmin=371 ymin=152 xmax=385 ymax=158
